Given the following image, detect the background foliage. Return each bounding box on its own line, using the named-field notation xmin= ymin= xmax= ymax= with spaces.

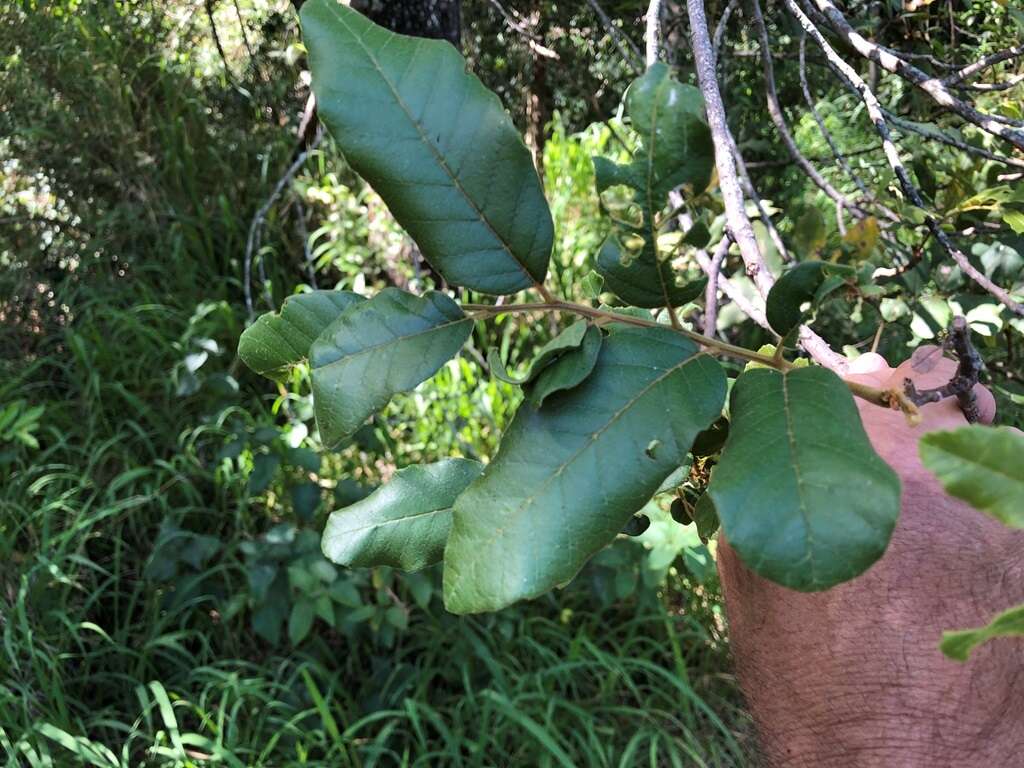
xmin=1 ymin=0 xmax=1020 ymax=765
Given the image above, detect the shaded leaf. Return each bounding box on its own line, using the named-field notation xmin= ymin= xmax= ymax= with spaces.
xmin=708 ymin=367 xmax=900 ymax=591
xmin=919 ymin=426 xmax=1024 ymax=528
xmin=290 ymin=481 xmax=322 ymax=522
xmin=239 ymin=291 xmax=365 ymax=381
xmin=323 ymin=459 xmax=482 ymax=571
xmin=692 ymin=493 xmax=719 ymax=543
xmin=487 ymin=321 xmax=590 ymax=385
xmin=249 ymin=453 xmax=280 ymax=495
xmin=766 ymin=261 xmax=855 ymax=336
xmin=592 ymin=64 xmax=713 ymax=309
xmin=288 ymin=600 xmax=315 ymax=645
xmin=443 ymin=325 xmax=727 ymax=613
xmin=528 ymin=324 xmax=603 ymax=407
xmin=940 ymin=603 xmax=1024 ymax=661
xmin=310 ymin=289 xmax=473 ymax=447
xmin=597 ymin=236 xmax=708 ymax=309
xmin=301 ymin=1 xmax=552 ymax=294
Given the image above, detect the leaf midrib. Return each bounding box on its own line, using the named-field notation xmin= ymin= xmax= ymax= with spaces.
xmin=327 ymin=505 xmax=451 ymax=537
xmin=323 ymin=3 xmax=540 ymax=287
xmin=470 ymin=347 xmax=707 ymax=548
xmin=314 ymin=314 xmax=471 ymax=373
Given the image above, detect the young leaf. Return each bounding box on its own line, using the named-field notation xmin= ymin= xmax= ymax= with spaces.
xmin=592 ymin=64 xmax=713 ymax=309
xmin=443 ymin=325 xmax=727 ymax=614
xmin=766 ymin=261 xmax=854 ymax=336
xmin=940 ymin=603 xmax=1024 ymax=661
xmin=323 ymin=459 xmax=482 ymax=572
xmin=487 ymin=321 xmax=591 ymax=385
xmin=527 ymin=324 xmax=603 ymax=407
xmin=596 ymin=236 xmax=708 ymax=309
xmin=919 ymin=426 xmax=1024 ymax=528
xmin=239 ymin=290 xmax=365 ymax=381
xmin=301 ymin=0 xmax=553 ymax=295
xmin=311 ymin=289 xmax=473 ymax=447
xmin=708 ymin=367 xmax=901 ymax=591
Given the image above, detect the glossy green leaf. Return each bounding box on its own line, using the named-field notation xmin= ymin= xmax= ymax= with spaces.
xmin=310 ymin=289 xmax=472 ymax=447
xmin=592 ymin=64 xmax=712 ymax=309
xmin=528 ymin=325 xmax=603 ymax=407
xmin=940 ymin=603 xmax=1024 ymax=661
xmin=239 ymin=290 xmax=365 ymax=381
xmin=301 ymin=0 xmax=552 ymax=294
xmin=919 ymin=426 xmax=1024 ymax=528
xmin=323 ymin=459 xmax=482 ymax=572
xmin=443 ymin=325 xmax=727 ymax=613
xmin=708 ymin=367 xmax=900 ymax=591
xmin=596 ymin=236 xmax=708 ymax=309
xmin=766 ymin=261 xmax=854 ymax=336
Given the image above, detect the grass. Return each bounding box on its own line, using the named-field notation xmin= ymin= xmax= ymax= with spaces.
xmin=0 ymin=3 xmax=752 ymax=765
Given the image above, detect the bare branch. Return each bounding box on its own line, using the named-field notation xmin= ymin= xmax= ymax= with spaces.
xmin=645 ymin=0 xmax=663 ymax=67
xmin=712 ymin=0 xmax=739 ymax=63
xmin=941 ymin=44 xmax=1024 ymax=88
xmin=488 ymin=0 xmax=560 ymax=59
xmin=903 ymin=317 xmax=983 ymax=422
xmin=585 ymin=0 xmax=644 ymax=73
xmin=798 ymin=31 xmax=900 ymax=223
xmin=750 ymin=0 xmax=871 ymax=222
xmin=881 ymin=109 xmax=1024 ymax=170
xmin=809 ymin=0 xmax=1024 ymax=150
xmin=703 ymin=236 xmax=730 ymax=337
xmin=687 ymin=0 xmax=848 ymax=372
xmin=787 ymin=0 xmax=1024 ymax=317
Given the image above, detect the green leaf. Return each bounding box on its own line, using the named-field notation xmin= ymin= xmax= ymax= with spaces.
xmin=527 ymin=325 xmax=603 ymax=407
xmin=692 ymin=493 xmax=719 ymax=542
xmin=940 ymin=603 xmax=1024 ymax=661
xmin=596 ymin=236 xmax=708 ymax=309
xmin=487 ymin=321 xmax=590 ymax=385
xmin=248 ymin=453 xmax=280 ymax=495
xmin=323 ymin=459 xmax=482 ymax=571
xmin=443 ymin=325 xmax=726 ymax=613
xmin=581 ymin=270 xmax=605 ymax=300
xmin=239 ymin=290 xmax=365 ymax=381
xmin=301 ymin=1 xmax=552 ymax=295
xmin=310 ymin=289 xmax=473 ymax=447
xmin=592 ymin=64 xmax=713 ymax=309
xmin=708 ymin=367 xmax=901 ymax=591
xmin=766 ymin=261 xmax=854 ymax=336
xmin=288 ymin=600 xmax=315 ymax=645
xmin=682 ymin=221 xmax=711 ymax=248
xmin=919 ymin=426 xmax=1024 ymax=528
xmin=290 ymin=481 xmax=322 ymax=522
xmin=793 ymin=206 xmax=826 ymax=254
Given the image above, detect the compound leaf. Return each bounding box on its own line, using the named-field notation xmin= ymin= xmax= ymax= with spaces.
xmin=302 ymin=0 xmax=552 ymax=294
xmin=919 ymin=426 xmax=1024 ymax=528
xmin=323 ymin=459 xmax=482 ymax=571
xmin=708 ymin=366 xmax=900 ymax=591
xmin=443 ymin=325 xmax=726 ymax=613
xmin=239 ymin=291 xmax=365 ymax=381
xmin=311 ymin=289 xmax=472 ymax=447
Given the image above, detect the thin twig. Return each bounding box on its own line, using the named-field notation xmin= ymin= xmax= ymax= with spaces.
xmin=586 ymin=0 xmax=644 ymax=73
xmin=750 ymin=0 xmax=871 ymax=222
xmin=703 ymin=236 xmax=730 ymax=338
xmin=244 ymin=131 xmax=324 ymax=317
xmin=941 ymin=44 xmax=1024 ymax=87
xmin=712 ymin=0 xmax=739 ymax=63
xmin=488 ymin=0 xmax=560 ymax=59
xmin=687 ymin=0 xmax=847 ymax=372
xmin=787 ymin=0 xmax=1024 ymax=317
xmin=810 ymin=0 xmax=1024 ymax=150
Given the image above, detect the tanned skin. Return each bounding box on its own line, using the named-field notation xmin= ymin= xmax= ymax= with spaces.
xmin=718 ymin=349 xmax=1024 ymax=767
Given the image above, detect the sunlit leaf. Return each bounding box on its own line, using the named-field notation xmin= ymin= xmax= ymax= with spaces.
xmin=940 ymin=603 xmax=1024 ymax=661
xmin=444 ymin=325 xmax=726 ymax=613
xmin=301 ymin=0 xmax=552 ymax=294
xmin=919 ymin=426 xmax=1024 ymax=528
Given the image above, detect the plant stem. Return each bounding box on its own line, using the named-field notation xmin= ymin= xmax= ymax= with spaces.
xmin=465 ymin=300 xmax=789 ymax=368
xmin=464 ymin=299 xmax=920 ymax=420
